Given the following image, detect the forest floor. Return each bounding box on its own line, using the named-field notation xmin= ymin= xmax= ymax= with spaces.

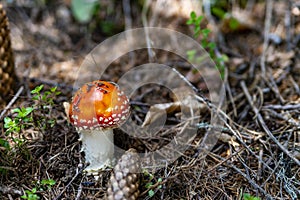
xmin=0 ymin=1 xmax=300 ymax=199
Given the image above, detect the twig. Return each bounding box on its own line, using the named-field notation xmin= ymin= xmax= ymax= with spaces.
xmin=53 ymin=165 xmax=84 ymax=200
xmin=289 ymin=75 xmax=300 ymax=95
xmin=240 ymin=81 xmax=300 ymax=166
xmin=226 ymin=82 xmax=237 ymax=117
xmin=285 ymin=0 xmax=292 ymax=51
xmin=260 ymin=0 xmax=273 ymax=76
xmin=122 ymin=0 xmax=136 ymax=65
xmin=142 ymin=0 xmax=155 ymax=62
xmin=0 ymin=185 xmax=23 ymax=196
xmin=221 ymin=118 xmax=274 ymax=172
xmin=75 ymin=178 xmax=83 ymax=200
xmin=264 ymin=109 xmax=299 ymax=127
xmin=262 ymin=72 xmax=285 ymax=104
xmin=263 ymin=104 xmax=300 ymax=110
xmin=195 ymin=95 xmax=275 ymax=172
xmin=229 ymin=162 xmax=274 ymax=199
xmin=0 ymin=86 xmax=24 ymax=120
xmin=210 ymin=151 xmax=273 ymax=198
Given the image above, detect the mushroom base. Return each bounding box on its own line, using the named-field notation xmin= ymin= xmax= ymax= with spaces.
xmin=79 ymin=129 xmax=114 ymax=174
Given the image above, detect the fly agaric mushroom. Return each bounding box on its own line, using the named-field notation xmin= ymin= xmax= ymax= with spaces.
xmin=65 ymin=80 xmax=130 ymax=173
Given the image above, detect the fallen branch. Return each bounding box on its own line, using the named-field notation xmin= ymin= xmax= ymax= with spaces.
xmin=0 ymin=86 xmax=24 ymax=120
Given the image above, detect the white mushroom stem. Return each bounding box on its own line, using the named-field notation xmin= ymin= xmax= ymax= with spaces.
xmin=78 ymin=129 xmax=114 ymax=174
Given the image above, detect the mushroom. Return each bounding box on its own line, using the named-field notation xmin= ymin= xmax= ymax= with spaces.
xmin=65 ymin=80 xmax=130 ymax=174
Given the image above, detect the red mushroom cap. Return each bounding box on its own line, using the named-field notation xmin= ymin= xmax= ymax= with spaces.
xmin=69 ymin=80 xmax=130 ymax=130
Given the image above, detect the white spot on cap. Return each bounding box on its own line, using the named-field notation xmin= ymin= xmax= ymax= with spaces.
xmin=80 ymin=119 xmax=86 ymax=123
xmin=93 ymin=118 xmax=97 ymax=123
xmin=99 ymin=117 xmax=103 ymax=122
xmin=113 ymin=118 xmax=120 ymax=122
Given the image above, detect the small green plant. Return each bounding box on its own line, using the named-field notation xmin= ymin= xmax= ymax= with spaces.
xmin=143 ymin=170 xmax=163 ymax=198
xmin=31 ymin=85 xmax=61 ymax=130
xmin=21 ymin=188 xmax=39 ymax=200
xmin=31 ymin=85 xmax=61 ymax=107
xmin=243 ymin=193 xmax=261 ymax=200
xmin=4 ymin=107 xmax=34 ymax=134
xmin=186 ymin=12 xmax=215 ymax=54
xmin=3 ymin=84 xmax=61 ymax=140
xmin=41 ymin=178 xmax=56 ymax=190
xmin=21 ymin=179 xmax=56 ymax=200
xmin=186 ymin=11 xmax=228 ymax=79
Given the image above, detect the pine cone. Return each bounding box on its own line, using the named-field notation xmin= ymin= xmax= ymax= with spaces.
xmin=107 ymin=148 xmax=141 ymax=200
xmin=0 ymin=3 xmax=17 ymax=107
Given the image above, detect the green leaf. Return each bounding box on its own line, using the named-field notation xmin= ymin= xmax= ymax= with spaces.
xmin=218 ymin=54 xmax=229 ymax=62
xmin=157 ymin=178 xmax=162 ymax=189
xmin=50 ymin=86 xmax=57 ymax=93
xmin=71 ymin=0 xmax=99 ymax=23
xmin=12 ymin=108 xmax=21 ymax=113
xmin=243 ymin=193 xmax=261 ymax=200
xmin=148 ymin=189 xmax=155 ymax=197
xmin=4 ymin=117 xmax=12 ymax=125
xmin=100 ymin=21 xmax=116 ymax=35
xmin=186 ymin=49 xmax=196 ymax=56
xmin=186 ymin=19 xmax=194 ymax=25
xmin=31 ymin=188 xmax=37 ymax=193
xmin=145 ymin=182 xmax=153 ymax=188
xmin=229 ymin=17 xmax=240 ymax=31
xmin=195 ymin=55 xmax=208 ymax=64
xmin=31 ymin=85 xmax=43 ymax=94
xmin=0 ymin=138 xmax=10 ymax=150
xmin=207 ymin=42 xmax=216 ymax=50
xmin=186 ymin=49 xmax=197 ymax=61
xmin=195 ymin=16 xmax=204 ymax=25
xmin=211 ymin=7 xmax=226 ymax=19
xmin=190 ymin=11 xmax=196 ymax=19
xmin=19 ymin=107 xmax=34 ymax=118
xmin=194 ymin=26 xmax=201 ymax=34
xmin=201 ymin=39 xmax=208 ymax=48
xmin=41 ymin=179 xmax=56 ymax=186
xmin=201 ymin=28 xmax=211 ymax=38
xmin=32 ymin=95 xmax=39 ymax=100
xmin=42 ymin=92 xmax=51 ymax=101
